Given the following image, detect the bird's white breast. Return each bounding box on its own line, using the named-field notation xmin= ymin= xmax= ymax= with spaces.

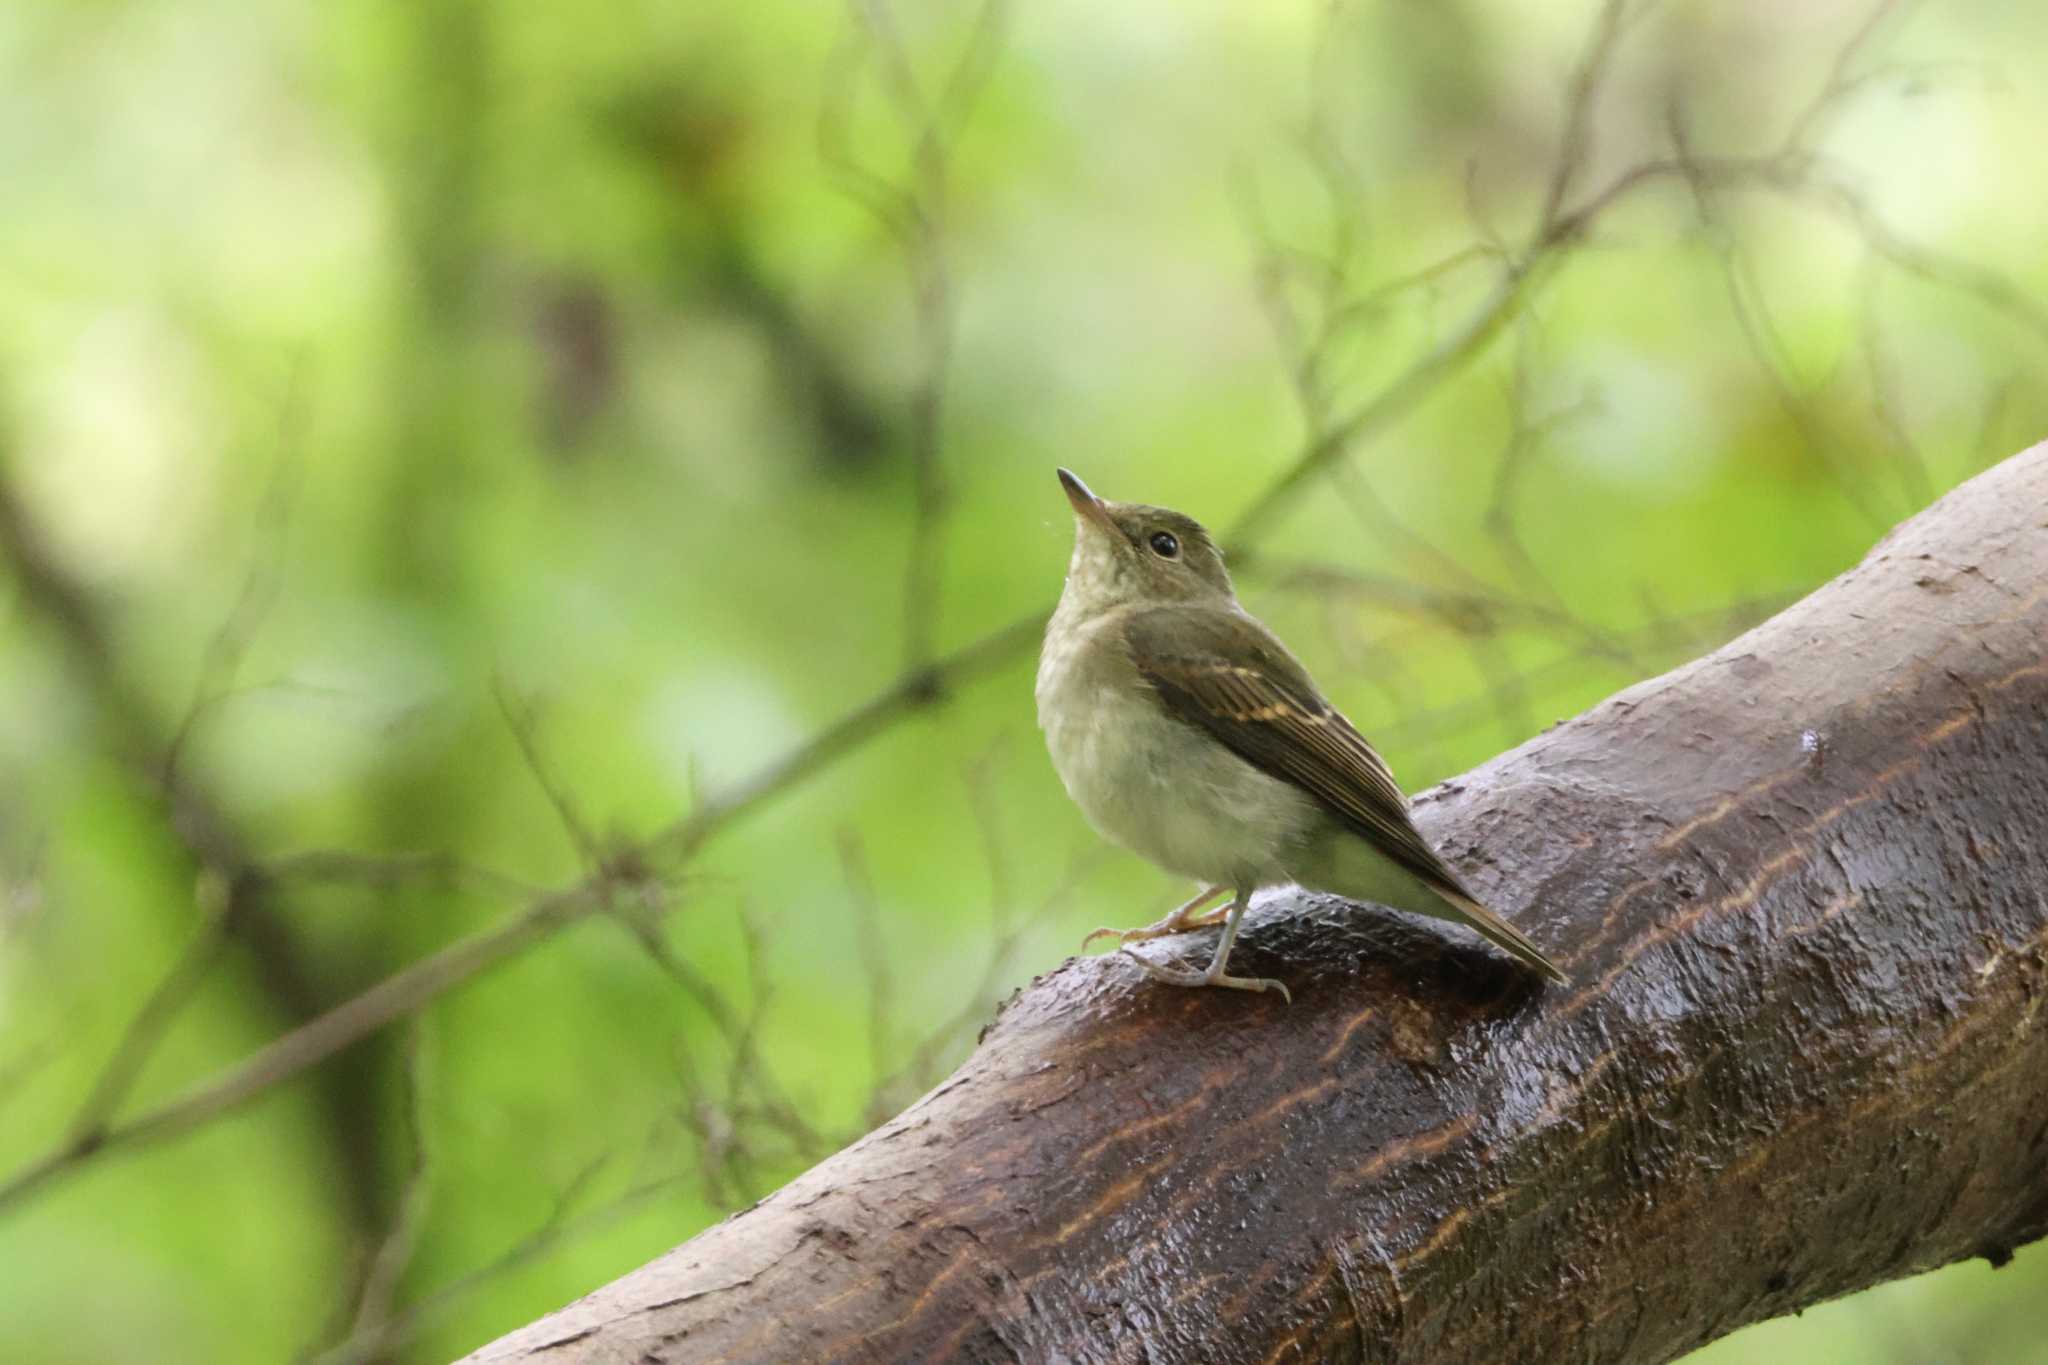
xmin=1036 ymin=608 xmax=1314 ymax=888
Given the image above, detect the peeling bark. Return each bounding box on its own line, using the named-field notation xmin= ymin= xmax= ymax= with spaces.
xmin=466 ymin=446 xmax=2048 ymax=1364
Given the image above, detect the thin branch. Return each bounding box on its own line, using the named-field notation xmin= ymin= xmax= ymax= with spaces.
xmin=0 ymin=591 xmax=1049 ymax=1217
xmin=339 ymin=1022 xmax=436 ymax=1353
xmin=162 ymin=377 xmax=308 ymax=789
xmin=63 ymin=872 xmax=238 ymax=1144
xmin=311 ymin=1162 xmax=687 ymax=1365
xmin=1857 ymin=255 xmax=1935 ymax=510
xmin=1777 ymin=0 xmax=1912 ymax=157
xmin=0 ymin=881 xmax=596 ymax=1216
xmin=828 ymin=0 xmax=1009 ymax=670
xmin=884 ymin=844 xmax=1108 ymax=1105
xmin=1667 ymin=99 xmax=1893 ymax=531
xmin=0 ymin=442 xmax=389 ymax=1240
xmin=647 ymin=605 xmax=1048 ymax=863
xmin=1536 ymin=0 xmax=1637 ymax=233
xmin=492 ymin=674 xmax=601 ymax=871
xmin=838 ymin=828 xmax=896 ymax=1123
xmin=1366 ymin=593 xmax=1798 ymax=755
xmin=263 ymin=849 xmax=543 ymax=902
xmin=1228 ymin=256 xmax=1561 ymax=546
xmin=1230 ymin=0 xmax=2048 ymax=546
xmin=1315 ymin=243 xmax=1504 ymax=354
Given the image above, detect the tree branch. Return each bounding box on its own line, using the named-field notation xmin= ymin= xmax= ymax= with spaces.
xmin=464 ymin=444 xmax=2048 ymax=1364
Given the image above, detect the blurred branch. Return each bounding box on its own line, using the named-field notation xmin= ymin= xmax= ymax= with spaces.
xmin=1229 ymin=0 xmax=2048 ymax=544
xmin=0 ymin=870 xmax=582 ymax=1214
xmin=823 ymin=0 xmax=1008 ymax=670
xmin=62 ymin=870 xmax=236 ymax=1145
xmin=1249 ymin=558 xmax=1617 ymax=657
xmin=603 ymin=80 xmax=894 ymax=467
xmin=331 ymin=1022 xmax=435 ymax=1360
xmin=1364 ymin=592 xmax=1798 ymax=755
xmin=1667 ymin=100 xmax=1894 ymax=529
xmin=162 ymin=374 xmax=306 ymax=787
xmin=492 ymin=675 xmax=602 ymax=871
xmin=1535 ymin=0 xmax=1641 ymax=231
xmin=878 ymin=844 xmax=1106 ymax=1113
xmin=1777 ymin=0 xmax=1910 ymax=156
xmin=838 ymin=829 xmax=896 ymax=1118
xmin=1482 ymin=318 xmax=1599 ymax=612
xmin=646 ymin=605 xmax=1046 ymax=862
xmin=862 ymin=747 xmax=1103 ymax=1120
xmin=1857 ymin=258 xmax=1936 ymax=510
xmin=312 ymin=1160 xmax=687 ymax=1365
xmin=2 ymin=589 xmax=1049 ymax=1214
xmin=0 ymin=436 xmax=389 ymax=1242
xmin=263 ymin=849 xmax=543 ymax=902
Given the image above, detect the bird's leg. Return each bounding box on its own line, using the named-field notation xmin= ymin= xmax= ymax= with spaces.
xmin=1081 ymin=883 xmax=1231 ymax=951
xmin=1117 ymin=893 xmax=1291 ymax=1002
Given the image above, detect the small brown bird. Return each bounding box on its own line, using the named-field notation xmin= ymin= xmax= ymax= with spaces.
xmin=1035 ymin=469 xmax=1567 ymax=999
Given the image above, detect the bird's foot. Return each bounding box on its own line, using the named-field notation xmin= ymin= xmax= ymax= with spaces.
xmin=1115 ymin=945 xmax=1291 ymax=1004
xmin=1080 ymin=884 xmax=1230 ymax=951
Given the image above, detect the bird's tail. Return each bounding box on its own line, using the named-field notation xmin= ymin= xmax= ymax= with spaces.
xmin=1435 ymin=885 xmax=1570 ymax=985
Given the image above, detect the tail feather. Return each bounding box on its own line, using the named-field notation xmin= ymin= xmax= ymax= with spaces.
xmin=1435 ymin=885 xmax=1570 ymax=985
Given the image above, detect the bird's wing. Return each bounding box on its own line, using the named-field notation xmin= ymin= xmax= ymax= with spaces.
xmin=1121 ymin=605 xmax=1454 ymax=892
xmin=1123 ymin=606 xmax=1567 ymax=982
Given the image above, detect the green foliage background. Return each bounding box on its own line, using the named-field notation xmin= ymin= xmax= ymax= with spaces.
xmin=1 ymin=1 xmax=2044 ymax=1361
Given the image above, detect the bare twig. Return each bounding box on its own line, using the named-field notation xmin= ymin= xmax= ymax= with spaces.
xmin=338 ymin=1022 xmax=436 ymax=1353
xmin=63 ymin=870 xmax=238 ymax=1144
xmin=1777 ymin=0 xmax=1911 ymax=157
xmin=492 ymin=674 xmax=602 ymax=871
xmin=263 ymin=849 xmax=543 ymax=902
xmin=0 ymin=593 xmax=1048 ymax=1216
xmin=1230 ymin=0 xmax=2048 ymax=546
xmin=1667 ymin=98 xmax=1892 ymax=531
xmin=870 ymin=747 xmax=1052 ymax=1107
xmin=838 ymin=829 xmax=896 ymax=1123
xmin=884 ymin=844 xmax=1107 ymax=1105
xmin=1367 ymin=593 xmax=1797 ymax=756
xmin=0 ymin=434 xmax=388 ymax=1242
xmin=1536 ymin=0 xmax=1638 ymax=233
xmin=0 ymin=880 xmax=596 ymax=1216
xmin=825 ymin=0 xmax=1009 ymax=670
xmin=1857 ymin=256 xmax=1935 ymax=510
xmin=647 ymin=606 xmax=1047 ymax=864
xmin=311 ymin=1162 xmax=687 ymax=1365
xmin=162 ymin=378 xmax=308 ymax=788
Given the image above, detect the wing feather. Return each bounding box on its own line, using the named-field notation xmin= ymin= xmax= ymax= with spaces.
xmin=1122 ymin=605 xmax=1567 ymax=982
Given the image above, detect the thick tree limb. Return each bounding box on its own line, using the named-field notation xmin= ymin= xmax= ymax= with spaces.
xmin=467 ymin=446 xmax=2048 ymax=1364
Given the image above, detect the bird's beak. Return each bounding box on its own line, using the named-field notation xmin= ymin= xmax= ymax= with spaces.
xmin=1057 ymin=468 xmax=1126 ymax=543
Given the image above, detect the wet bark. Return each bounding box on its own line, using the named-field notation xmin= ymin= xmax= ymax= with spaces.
xmin=466 ymin=445 xmax=2048 ymax=1365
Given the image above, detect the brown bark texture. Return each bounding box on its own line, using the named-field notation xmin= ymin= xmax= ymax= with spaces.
xmin=467 ymin=446 xmax=2048 ymax=1365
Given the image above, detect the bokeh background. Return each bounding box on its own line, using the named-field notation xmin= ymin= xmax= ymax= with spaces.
xmin=2 ymin=0 xmax=2045 ymax=1361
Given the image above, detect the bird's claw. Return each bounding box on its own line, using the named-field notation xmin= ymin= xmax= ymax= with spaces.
xmin=1079 ymin=903 xmax=1230 ymax=953
xmin=1115 ymin=946 xmax=1291 ymax=1004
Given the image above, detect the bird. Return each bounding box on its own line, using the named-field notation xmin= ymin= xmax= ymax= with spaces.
xmin=1035 ymin=468 xmax=1567 ymax=1000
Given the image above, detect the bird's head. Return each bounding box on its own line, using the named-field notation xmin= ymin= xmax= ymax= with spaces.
xmin=1054 ymin=468 xmax=1236 ymax=615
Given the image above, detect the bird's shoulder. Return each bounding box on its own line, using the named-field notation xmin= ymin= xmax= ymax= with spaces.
xmin=1119 ymin=604 xmax=1324 ymax=705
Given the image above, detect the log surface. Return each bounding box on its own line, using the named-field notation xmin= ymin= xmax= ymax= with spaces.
xmin=467 ymin=447 xmax=2048 ymax=1364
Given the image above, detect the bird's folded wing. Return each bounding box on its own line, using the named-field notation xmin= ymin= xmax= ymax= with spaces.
xmin=1121 ymin=606 xmax=1466 ymax=897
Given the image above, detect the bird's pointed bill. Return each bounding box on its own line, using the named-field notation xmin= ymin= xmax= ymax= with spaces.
xmin=1057 ymin=468 xmax=1125 ymax=542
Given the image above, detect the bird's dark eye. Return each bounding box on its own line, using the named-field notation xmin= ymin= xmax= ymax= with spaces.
xmin=1149 ymin=531 xmax=1180 ymax=559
